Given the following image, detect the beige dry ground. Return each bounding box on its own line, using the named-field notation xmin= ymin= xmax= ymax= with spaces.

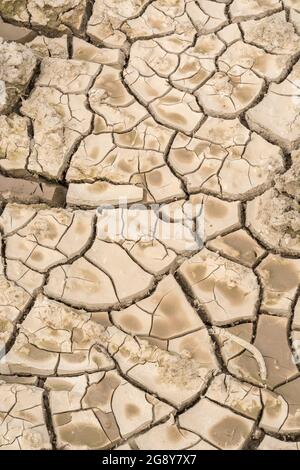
xmin=0 ymin=0 xmax=300 ymax=451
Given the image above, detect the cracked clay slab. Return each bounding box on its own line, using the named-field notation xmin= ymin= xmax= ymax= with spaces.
xmin=1 ymin=0 xmax=300 ymax=453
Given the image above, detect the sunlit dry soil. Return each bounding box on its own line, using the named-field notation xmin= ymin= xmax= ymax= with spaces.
xmin=0 ymin=0 xmax=300 ymax=451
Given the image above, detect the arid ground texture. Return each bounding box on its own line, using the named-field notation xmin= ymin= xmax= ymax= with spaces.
xmin=0 ymin=0 xmax=300 ymax=451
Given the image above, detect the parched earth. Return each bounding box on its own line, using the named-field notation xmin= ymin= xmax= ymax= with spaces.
xmin=0 ymin=0 xmax=300 ymax=451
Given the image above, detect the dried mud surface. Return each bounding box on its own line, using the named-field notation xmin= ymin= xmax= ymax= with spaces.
xmin=0 ymin=0 xmax=300 ymax=451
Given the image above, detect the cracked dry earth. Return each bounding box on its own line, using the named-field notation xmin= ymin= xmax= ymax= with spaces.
xmin=0 ymin=0 xmax=300 ymax=453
